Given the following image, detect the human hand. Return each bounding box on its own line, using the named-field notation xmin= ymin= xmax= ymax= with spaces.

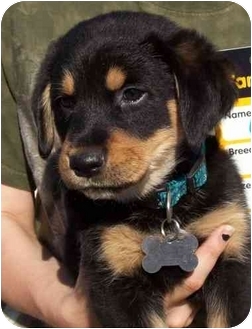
xmin=50 ymin=287 xmax=100 ymax=328
xmin=164 ymin=225 xmax=235 ymax=327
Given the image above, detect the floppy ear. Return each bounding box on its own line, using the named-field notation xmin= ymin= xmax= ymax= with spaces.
xmin=32 ymin=41 xmax=58 ymax=158
xmin=147 ymin=29 xmax=238 ymax=151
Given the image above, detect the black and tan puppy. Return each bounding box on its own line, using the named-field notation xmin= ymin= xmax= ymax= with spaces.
xmin=32 ymin=12 xmax=250 ymax=327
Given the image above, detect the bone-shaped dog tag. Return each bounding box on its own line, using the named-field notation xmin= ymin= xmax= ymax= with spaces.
xmin=142 ymin=232 xmax=199 ymax=274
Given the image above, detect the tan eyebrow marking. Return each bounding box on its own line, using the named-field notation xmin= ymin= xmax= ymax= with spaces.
xmin=105 ymin=66 xmax=126 ymax=91
xmin=62 ymin=69 xmax=75 ymax=95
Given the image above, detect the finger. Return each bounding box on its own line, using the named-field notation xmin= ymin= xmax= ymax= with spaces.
xmin=166 ymin=302 xmax=197 ymax=328
xmin=167 ymin=225 xmax=235 ymax=306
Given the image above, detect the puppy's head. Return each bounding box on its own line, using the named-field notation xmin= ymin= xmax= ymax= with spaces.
xmin=32 ymin=12 xmax=237 ymax=201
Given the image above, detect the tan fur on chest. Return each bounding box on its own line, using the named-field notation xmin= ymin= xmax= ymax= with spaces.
xmin=100 ymin=203 xmax=248 ymax=277
xmin=186 ymin=203 xmax=249 ymax=260
xmin=100 ymin=224 xmax=146 ymax=276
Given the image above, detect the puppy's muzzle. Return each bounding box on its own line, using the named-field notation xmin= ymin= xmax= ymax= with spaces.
xmin=69 ymin=147 xmax=106 ymax=178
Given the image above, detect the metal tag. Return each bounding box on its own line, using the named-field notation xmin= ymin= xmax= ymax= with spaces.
xmin=142 ymin=232 xmax=199 ymax=274
xmin=141 ymin=190 xmax=199 ymax=274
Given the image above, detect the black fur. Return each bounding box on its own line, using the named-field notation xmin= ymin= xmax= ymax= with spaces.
xmin=33 ymin=12 xmax=250 ymax=327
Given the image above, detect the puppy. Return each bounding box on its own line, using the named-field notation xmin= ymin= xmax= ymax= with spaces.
xmin=32 ymin=11 xmax=250 ymax=327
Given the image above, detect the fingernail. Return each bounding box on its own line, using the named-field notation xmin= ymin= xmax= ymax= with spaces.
xmin=221 ymin=225 xmax=235 ymax=242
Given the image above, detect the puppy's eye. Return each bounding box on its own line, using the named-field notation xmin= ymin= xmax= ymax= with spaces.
xmin=59 ymin=96 xmax=75 ymax=109
xmin=122 ymin=88 xmax=145 ymax=103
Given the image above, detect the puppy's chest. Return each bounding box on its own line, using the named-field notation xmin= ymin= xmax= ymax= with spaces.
xmin=64 ymin=193 xmax=195 ymax=285
xmin=65 ymin=189 xmax=194 ymax=231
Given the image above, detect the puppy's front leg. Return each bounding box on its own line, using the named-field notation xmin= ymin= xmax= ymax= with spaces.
xmin=203 ymin=258 xmax=250 ymax=327
xmin=79 ymin=225 xmax=167 ymax=328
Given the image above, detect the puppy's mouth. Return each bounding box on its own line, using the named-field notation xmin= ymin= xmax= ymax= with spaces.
xmin=83 ymin=182 xmax=135 ymax=192
xmin=59 ymin=164 xmax=148 ymax=201
xmin=80 ymin=181 xmax=141 ymax=200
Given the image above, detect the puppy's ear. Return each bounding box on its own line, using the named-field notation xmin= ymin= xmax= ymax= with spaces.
xmin=32 ymin=41 xmax=58 ymax=158
xmin=147 ymin=30 xmax=237 ymax=151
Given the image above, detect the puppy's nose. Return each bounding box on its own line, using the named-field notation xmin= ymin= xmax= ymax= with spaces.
xmin=69 ymin=148 xmax=106 ymax=178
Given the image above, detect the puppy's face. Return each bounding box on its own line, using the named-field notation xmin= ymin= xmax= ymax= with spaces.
xmin=33 ymin=12 xmax=237 ymax=201
xmin=54 ymin=42 xmax=180 ymax=200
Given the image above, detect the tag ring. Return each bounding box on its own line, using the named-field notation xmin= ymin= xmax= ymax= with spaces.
xmin=161 ymin=218 xmax=181 ymax=238
xmin=166 ymin=190 xmax=173 ymax=222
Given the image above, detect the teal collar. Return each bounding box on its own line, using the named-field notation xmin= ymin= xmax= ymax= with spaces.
xmin=156 ymin=148 xmax=207 ymax=209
